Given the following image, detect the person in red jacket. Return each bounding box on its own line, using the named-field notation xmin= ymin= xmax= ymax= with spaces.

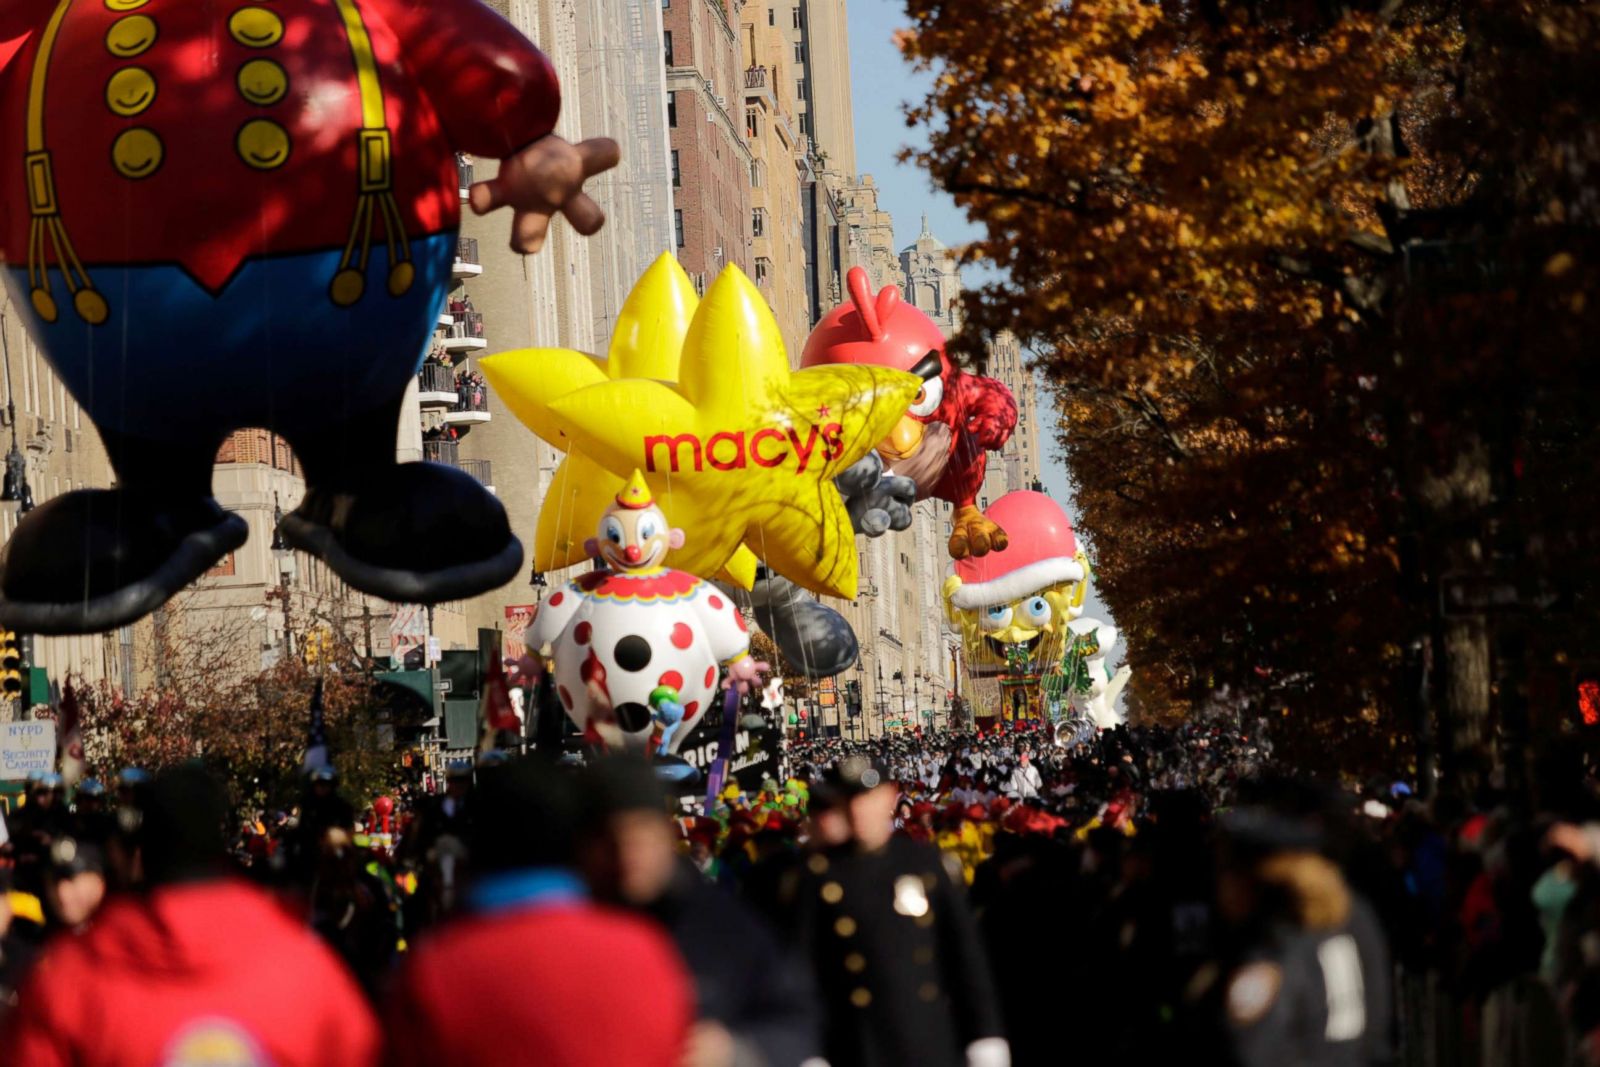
xmin=386 ymin=756 xmax=693 ymax=1067
xmin=0 ymin=764 xmax=380 ymax=1067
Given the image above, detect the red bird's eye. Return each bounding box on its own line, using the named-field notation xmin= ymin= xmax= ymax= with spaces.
xmin=909 ymin=377 xmax=944 ymax=417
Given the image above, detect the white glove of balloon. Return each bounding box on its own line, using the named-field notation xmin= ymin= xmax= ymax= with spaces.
xmin=966 ymin=1038 xmax=1011 ymax=1067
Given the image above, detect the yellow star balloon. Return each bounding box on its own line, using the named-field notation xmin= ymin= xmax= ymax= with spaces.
xmin=546 ymin=265 xmax=922 ymax=599
xmin=481 ymin=254 xmax=763 ymax=586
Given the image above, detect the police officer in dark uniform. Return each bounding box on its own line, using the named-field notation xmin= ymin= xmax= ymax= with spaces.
xmin=1185 ymin=808 xmax=1393 ymax=1067
xmin=785 ymin=755 xmax=1008 ymax=1067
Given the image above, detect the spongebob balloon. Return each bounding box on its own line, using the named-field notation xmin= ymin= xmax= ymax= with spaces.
xmin=943 ymin=492 xmax=1089 ymax=680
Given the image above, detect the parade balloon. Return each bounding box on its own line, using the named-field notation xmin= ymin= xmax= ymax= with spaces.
xmin=541 ymin=266 xmax=920 ymax=600
xmin=943 ymin=491 xmax=1089 ymax=677
xmin=527 ymin=471 xmax=766 ymax=755
xmin=803 ymin=266 xmax=1019 ymax=561
xmin=0 ymin=0 xmax=616 ymax=633
xmin=1065 ymin=617 xmax=1132 ymax=728
xmin=481 ymin=254 xmax=762 ymax=590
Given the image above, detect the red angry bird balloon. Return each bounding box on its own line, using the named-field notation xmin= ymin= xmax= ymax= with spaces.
xmin=801 ymin=266 xmax=1017 ymax=559
xmin=0 ymin=0 xmax=616 ymax=634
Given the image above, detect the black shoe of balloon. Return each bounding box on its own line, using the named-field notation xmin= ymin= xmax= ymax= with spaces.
xmin=278 ymin=460 xmax=522 ymax=604
xmin=0 ymin=488 xmax=248 ymax=634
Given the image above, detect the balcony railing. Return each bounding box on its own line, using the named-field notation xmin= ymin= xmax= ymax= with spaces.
xmin=459 ymin=459 xmax=493 ymax=487
xmin=440 ymin=312 xmax=487 ymax=351
xmin=453 ymin=382 xmax=489 ymax=413
xmin=456 ymin=155 xmax=474 ymax=194
xmin=453 ymin=237 xmax=482 ymax=277
xmin=418 ymin=363 xmax=456 ymax=395
xmin=744 ymin=66 xmax=767 ymax=89
xmin=423 ymin=439 xmax=459 ymax=466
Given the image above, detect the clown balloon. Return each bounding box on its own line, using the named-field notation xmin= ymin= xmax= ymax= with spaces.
xmin=528 ymin=471 xmax=766 ymax=757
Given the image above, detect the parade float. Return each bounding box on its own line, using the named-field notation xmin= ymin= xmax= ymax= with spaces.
xmin=0 ymin=0 xmax=616 ymax=633
xmin=942 ymin=491 xmax=1096 ymax=727
xmin=483 ymin=258 xmax=922 ymax=678
xmin=525 ymin=471 xmax=765 ymax=765
xmin=802 ymin=266 xmax=1018 ymax=561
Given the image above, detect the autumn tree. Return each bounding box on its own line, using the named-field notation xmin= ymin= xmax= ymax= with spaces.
xmin=901 ymin=0 xmax=1600 ymax=787
xmin=72 ymin=592 xmax=414 ymax=811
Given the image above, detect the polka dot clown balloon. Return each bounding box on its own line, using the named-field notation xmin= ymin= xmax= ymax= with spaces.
xmin=528 ymin=471 xmax=765 ymax=754
xmin=942 ymin=491 xmax=1090 ymax=674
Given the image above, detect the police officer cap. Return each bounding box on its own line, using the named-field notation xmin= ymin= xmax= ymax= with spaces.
xmin=821 ymin=754 xmax=891 ymax=797
xmin=117 ymin=767 xmax=150 ymax=787
xmin=77 ymin=778 xmax=106 ymax=798
xmin=307 ymin=765 xmax=339 ymax=784
xmin=1218 ymin=807 xmax=1323 ymax=857
xmin=38 ymin=772 xmax=64 ymax=789
xmin=48 ymin=836 xmax=107 ymax=878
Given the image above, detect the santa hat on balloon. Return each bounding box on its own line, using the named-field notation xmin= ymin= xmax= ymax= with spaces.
xmin=946 ymin=491 xmax=1085 ymax=611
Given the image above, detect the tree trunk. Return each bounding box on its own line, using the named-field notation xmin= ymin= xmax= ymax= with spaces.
xmin=1418 ymin=437 xmax=1494 ymax=799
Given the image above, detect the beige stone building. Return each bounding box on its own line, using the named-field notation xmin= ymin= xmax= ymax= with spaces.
xmin=840 ymin=176 xmax=900 ymax=291
xmin=0 ymin=298 xmax=130 ymax=699
xmin=740 ymin=4 xmax=811 ymax=360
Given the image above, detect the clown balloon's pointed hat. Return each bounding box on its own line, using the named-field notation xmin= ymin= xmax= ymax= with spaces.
xmin=947 ymin=491 xmax=1085 ymax=610
xmin=615 ymin=469 xmax=655 ymax=510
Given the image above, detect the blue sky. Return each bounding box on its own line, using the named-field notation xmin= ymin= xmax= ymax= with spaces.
xmin=845 ymin=0 xmax=1118 ymax=632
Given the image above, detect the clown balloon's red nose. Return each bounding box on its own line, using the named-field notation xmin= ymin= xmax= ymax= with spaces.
xmin=625 ymin=546 xmax=642 ymax=563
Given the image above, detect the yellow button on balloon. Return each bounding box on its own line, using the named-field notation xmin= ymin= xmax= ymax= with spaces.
xmin=105 ymin=14 xmax=157 ymax=58
xmin=111 ymin=128 xmax=164 ymax=179
xmin=105 ymin=67 xmax=157 ymax=117
xmin=105 ymin=0 xmax=150 ymax=10
xmin=237 ymin=118 xmax=290 ymax=170
xmin=236 ymin=58 xmax=287 ymax=106
xmin=229 ymin=7 xmax=284 ymax=48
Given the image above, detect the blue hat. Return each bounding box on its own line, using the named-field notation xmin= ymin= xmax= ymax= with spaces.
xmin=77 ymin=778 xmax=106 ymax=798
xmin=38 ymin=772 xmax=64 ymax=789
xmin=118 ymin=767 xmax=150 ymax=786
xmin=308 ymin=766 xmax=339 ymax=783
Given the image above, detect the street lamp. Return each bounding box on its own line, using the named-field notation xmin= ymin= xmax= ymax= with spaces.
xmin=0 ymin=315 xmax=34 ymax=513
xmin=269 ymin=493 xmax=296 ymax=656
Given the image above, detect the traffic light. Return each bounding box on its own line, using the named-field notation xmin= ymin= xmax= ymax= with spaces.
xmin=845 ymin=680 xmax=862 ymax=718
xmin=1577 ymin=668 xmax=1600 ymax=727
xmin=0 ymin=629 xmax=22 ymax=700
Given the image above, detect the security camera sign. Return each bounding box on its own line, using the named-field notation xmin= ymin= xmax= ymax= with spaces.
xmin=1 ymin=721 xmax=57 ymax=780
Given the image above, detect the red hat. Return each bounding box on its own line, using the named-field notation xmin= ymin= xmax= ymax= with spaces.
xmin=949 ymin=492 xmax=1084 ymax=610
xmin=965 ymin=804 xmax=989 ymax=822
xmin=800 ymin=266 xmax=947 ymax=373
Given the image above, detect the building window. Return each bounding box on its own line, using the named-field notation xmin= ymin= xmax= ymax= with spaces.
xmin=745 ymin=108 xmax=760 ymax=139
xmin=797 ymin=78 xmax=806 ymax=102
xmin=663 ymin=31 xmax=673 ymax=66
xmin=671 ymin=149 xmax=680 ymax=187
xmin=752 ymin=207 xmax=766 ymax=237
xmin=793 ymin=41 xmax=804 ymax=63
xmin=768 ymin=6 xmax=774 ymax=24
xmin=667 ymin=91 xmax=677 ymax=126
xmin=750 ymin=159 xmax=764 ymax=187
xmin=799 ymin=112 xmax=810 ymax=136
xmin=793 ymin=6 xmax=800 ymax=27
xmin=755 ymin=256 xmax=772 ymax=284
xmin=675 ymin=209 xmax=685 ymax=248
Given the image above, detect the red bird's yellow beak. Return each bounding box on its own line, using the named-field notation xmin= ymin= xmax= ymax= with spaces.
xmin=878 ymin=416 xmax=925 ymax=462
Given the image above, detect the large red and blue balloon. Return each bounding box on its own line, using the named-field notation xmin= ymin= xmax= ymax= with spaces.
xmin=0 ymin=0 xmax=615 ymax=633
